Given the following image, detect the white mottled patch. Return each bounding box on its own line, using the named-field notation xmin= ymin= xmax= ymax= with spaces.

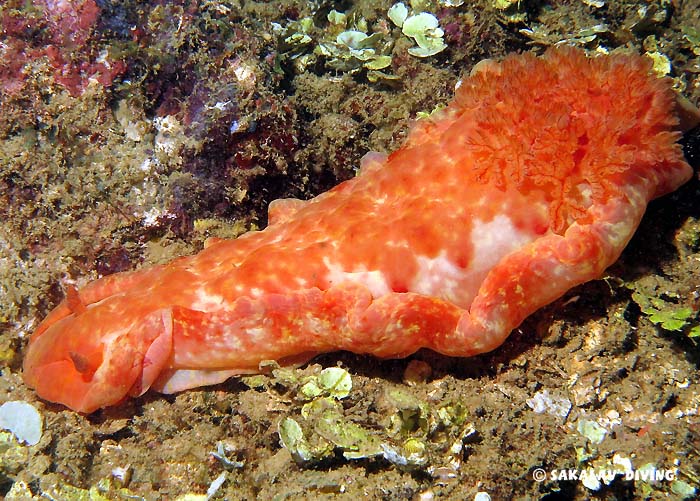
xmin=267 ymin=233 xmax=285 ymax=244
xmin=411 ymin=251 xmax=468 ymax=305
xmin=303 ymin=315 xmax=329 ymax=334
xmin=470 ymin=215 xmax=534 ymax=276
xmin=323 ymin=257 xmax=391 ymax=298
xmin=209 ymin=324 xmax=247 ymax=351
xmin=385 ymin=239 xmax=410 ymax=249
xmin=153 ymin=115 xmax=183 ymax=155
xmin=243 ymin=327 xmax=266 ymax=342
xmin=576 ymin=181 xmax=593 ymax=207
xmin=190 ymin=288 xmax=225 ymax=311
xmin=410 ymin=215 xmax=536 ymax=308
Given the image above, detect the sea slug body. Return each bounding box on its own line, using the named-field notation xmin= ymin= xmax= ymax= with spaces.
xmin=23 ymin=47 xmax=697 ymax=413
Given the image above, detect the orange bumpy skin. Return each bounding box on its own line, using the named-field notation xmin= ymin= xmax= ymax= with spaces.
xmin=24 ymin=47 xmax=695 ymax=412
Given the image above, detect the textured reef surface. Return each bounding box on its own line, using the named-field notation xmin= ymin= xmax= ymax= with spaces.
xmin=1 ymin=1 xmax=700 ymax=499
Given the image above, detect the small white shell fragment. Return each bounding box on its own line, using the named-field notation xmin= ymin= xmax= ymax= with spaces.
xmin=612 ymin=454 xmax=634 ymax=477
xmin=0 ymin=401 xmax=43 ymax=446
xmin=581 ymin=468 xmax=602 ymax=491
xmin=111 ymin=464 xmax=132 ymax=485
xmin=206 ymin=472 xmax=227 ymax=500
xmin=576 ymin=418 xmax=608 ymax=444
xmin=526 ymin=389 xmax=572 ymax=419
xmin=6 ymin=480 xmax=34 ymax=499
xmin=416 ymin=489 xmax=434 ymax=501
xmin=381 ymin=443 xmax=404 ymax=464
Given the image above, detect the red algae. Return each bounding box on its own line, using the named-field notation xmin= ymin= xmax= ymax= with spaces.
xmin=0 ymin=0 xmax=125 ymax=97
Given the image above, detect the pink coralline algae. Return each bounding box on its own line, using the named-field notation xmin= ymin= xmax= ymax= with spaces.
xmin=0 ymin=0 xmax=125 ymax=96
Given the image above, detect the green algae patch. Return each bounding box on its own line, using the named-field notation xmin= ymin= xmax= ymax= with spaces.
xmin=273 ymin=9 xmax=395 ymax=81
xmin=277 ymin=368 xmax=382 ymax=464
xmin=300 ymin=366 xmax=353 ymax=399
xmin=278 ymin=416 xmax=321 ymax=463
xmin=28 ymin=478 xmax=145 ymax=501
xmin=278 ymin=409 xmax=382 ymax=464
xmin=630 ymin=289 xmax=700 ymax=340
xmin=388 ymin=3 xmax=447 ymax=57
xmin=576 ymin=419 xmax=608 ymax=445
xmin=275 ymin=362 xmax=479 ymax=476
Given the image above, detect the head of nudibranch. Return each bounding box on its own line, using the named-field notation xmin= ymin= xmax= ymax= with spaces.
xmin=23 ymin=293 xmax=174 ymax=413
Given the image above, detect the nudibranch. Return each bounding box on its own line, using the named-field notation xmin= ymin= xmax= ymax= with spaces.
xmin=24 ymin=47 xmax=697 ymax=413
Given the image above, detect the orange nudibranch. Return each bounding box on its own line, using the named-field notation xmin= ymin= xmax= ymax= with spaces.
xmin=24 ymin=47 xmax=698 ymax=413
